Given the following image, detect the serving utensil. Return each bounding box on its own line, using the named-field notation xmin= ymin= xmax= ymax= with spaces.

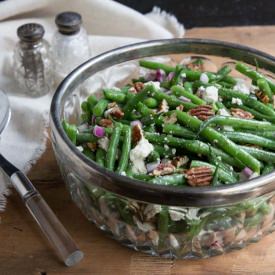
xmin=0 ymin=90 xmax=83 ymax=266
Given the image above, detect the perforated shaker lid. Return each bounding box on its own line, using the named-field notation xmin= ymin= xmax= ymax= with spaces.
xmin=17 ymin=23 xmax=45 ymax=43
xmin=55 ymin=11 xmax=82 ymax=35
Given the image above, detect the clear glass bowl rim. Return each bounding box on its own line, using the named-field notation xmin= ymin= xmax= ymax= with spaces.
xmin=50 ymin=38 xmax=275 ymax=207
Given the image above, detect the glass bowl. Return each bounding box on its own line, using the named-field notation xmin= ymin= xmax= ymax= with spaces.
xmin=50 ymin=38 xmax=275 ymax=258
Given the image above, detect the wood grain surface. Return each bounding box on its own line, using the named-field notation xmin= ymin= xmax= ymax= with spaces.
xmin=1 ymin=26 xmax=275 ymax=275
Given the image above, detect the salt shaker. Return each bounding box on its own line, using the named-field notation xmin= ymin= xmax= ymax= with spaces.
xmin=13 ymin=23 xmax=53 ymax=97
xmin=52 ymin=11 xmax=91 ymax=83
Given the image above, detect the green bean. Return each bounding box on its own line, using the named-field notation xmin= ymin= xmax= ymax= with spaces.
xmin=241 ymin=146 xmax=275 ymax=163
xmin=144 ymin=97 xmax=158 ymax=108
xmin=217 ymin=65 xmax=231 ymax=77
xmin=149 ymin=174 xmax=186 ymax=186
xmin=241 ymin=130 xmax=275 ymax=140
xmin=163 ymin=123 xmax=196 ymax=139
xmin=62 ymin=121 xmax=77 ymax=144
xmin=103 ymin=88 xmax=126 ymax=103
xmin=152 ymin=88 xmax=197 ymax=110
xmin=191 ymin=160 xmax=236 ymax=184
xmin=222 ymin=131 xmax=275 ymax=150
xmin=136 ymin=102 xmax=153 ymax=116
xmin=147 ymin=150 xmax=160 ymax=162
xmin=257 ymin=78 xmax=273 ymax=101
xmin=96 ymin=148 xmax=105 ymax=167
xmin=76 ymin=133 xmax=97 ymax=144
xmin=139 ymin=60 xmax=175 ymax=73
xmin=184 ymin=81 xmax=193 ymax=94
xmin=87 ymin=95 xmax=98 ymax=108
xmin=200 ymin=115 xmax=275 ymax=132
xmin=123 ymin=84 xmax=153 ymax=119
xmin=106 ymin=125 xmax=122 ymax=171
xmin=171 ymin=85 xmax=205 ymax=105
xmin=176 ymin=111 xmax=261 ymax=173
xmin=235 ymin=62 xmax=275 ymax=92
xmin=158 ymin=207 xmax=169 ymax=248
xmin=211 ymin=166 xmax=220 ymax=186
xmin=170 ymin=65 xmax=184 ymax=86
xmin=262 ymin=163 xmax=274 ymax=175
xmin=81 ymin=101 xmax=89 ymax=112
xmin=117 ymin=126 xmax=132 ymax=174
xmin=143 ymin=124 xmax=156 ymax=133
xmin=92 ymin=99 xmax=109 ymax=117
xmin=132 ymin=174 xmax=154 ymax=181
xmin=154 ymin=145 xmax=177 ymax=158
xmin=219 ymin=88 xmax=275 ymax=117
xmin=144 ymin=132 xmax=243 ymax=168
xmin=83 ymin=148 xmax=95 ymax=160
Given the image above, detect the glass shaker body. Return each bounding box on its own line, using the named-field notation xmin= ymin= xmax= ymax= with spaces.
xmin=52 ymin=27 xmax=90 ymax=83
xmin=13 ymin=36 xmax=53 ymax=97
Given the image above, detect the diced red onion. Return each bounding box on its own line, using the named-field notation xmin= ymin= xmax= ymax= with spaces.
xmin=240 ymin=167 xmax=253 ymax=180
xmin=179 ymin=96 xmax=191 ymax=102
xmin=93 ymin=125 xmax=105 ymax=138
xmin=167 ymin=72 xmax=175 ymax=81
xmin=155 ymin=69 xmax=165 ymax=82
xmin=146 ymin=160 xmax=160 ymax=173
xmin=130 ymin=120 xmax=142 ymax=128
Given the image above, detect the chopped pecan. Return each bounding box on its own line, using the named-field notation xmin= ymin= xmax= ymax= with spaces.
xmin=105 ymin=103 xmax=124 ymax=119
xmin=108 ymin=102 xmax=117 ymax=109
xmin=133 ymin=82 xmax=144 ymax=92
xmin=98 ymin=118 xmax=113 ymax=128
xmin=87 ymin=142 xmax=97 ymax=151
xmin=189 ymin=105 xmax=214 ymax=121
xmin=163 ymin=112 xmax=177 ymax=124
xmin=132 ymin=123 xmax=143 ymax=144
xmin=176 ymin=105 xmax=184 ymax=111
xmin=185 ymin=166 xmax=213 ymax=186
xmin=128 ymin=86 xmax=138 ymax=94
xmin=172 ymin=156 xmax=189 ymax=168
xmin=158 ymin=99 xmax=169 ymax=114
xmin=152 ymin=162 xmax=176 ymax=176
xmin=256 ymin=90 xmax=269 ymax=103
xmin=231 ymin=108 xmax=254 ymax=119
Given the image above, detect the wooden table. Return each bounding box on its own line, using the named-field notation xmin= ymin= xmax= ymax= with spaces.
xmin=2 ymin=26 xmax=275 ymax=275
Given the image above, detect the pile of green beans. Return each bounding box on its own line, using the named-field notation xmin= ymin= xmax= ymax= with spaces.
xmin=63 ymin=57 xmax=275 ymax=187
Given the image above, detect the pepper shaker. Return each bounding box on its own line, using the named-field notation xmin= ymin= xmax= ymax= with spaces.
xmin=52 ymin=11 xmax=91 ymax=84
xmin=13 ymin=23 xmax=53 ymax=97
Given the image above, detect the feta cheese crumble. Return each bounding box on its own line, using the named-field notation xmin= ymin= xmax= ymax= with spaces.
xmin=98 ymin=136 xmax=109 ymax=151
xmin=233 ymin=79 xmax=250 ymax=95
xmin=144 ymin=81 xmax=160 ymax=89
xmin=200 ymin=73 xmax=209 ymax=84
xmin=202 ymin=86 xmax=219 ymax=103
xmin=232 ymin=97 xmax=243 ymax=105
xmin=130 ymin=137 xmax=154 ymax=174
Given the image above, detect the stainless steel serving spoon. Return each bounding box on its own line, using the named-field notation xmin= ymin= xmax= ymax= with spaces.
xmin=0 ymin=90 xmax=84 ymax=266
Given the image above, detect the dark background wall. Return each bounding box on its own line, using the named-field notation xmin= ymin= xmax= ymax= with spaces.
xmin=117 ymin=0 xmax=275 ymax=29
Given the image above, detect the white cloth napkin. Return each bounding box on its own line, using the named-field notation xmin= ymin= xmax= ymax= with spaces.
xmin=0 ymin=0 xmax=184 ymax=211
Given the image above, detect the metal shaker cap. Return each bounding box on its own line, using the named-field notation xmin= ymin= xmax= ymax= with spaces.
xmin=17 ymin=23 xmax=45 ymax=43
xmin=55 ymin=11 xmax=82 ymax=35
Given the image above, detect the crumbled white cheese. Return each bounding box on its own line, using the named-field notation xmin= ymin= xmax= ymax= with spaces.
xmin=200 ymin=73 xmax=209 ymax=84
xmin=181 ymin=72 xmax=187 ymax=78
xmin=76 ymin=146 xmax=83 ymax=152
xmin=172 ymin=148 xmax=176 ymax=155
xmin=233 ymin=79 xmax=250 ymax=95
xmin=218 ymin=108 xmax=230 ymax=117
xmin=164 ymin=144 xmax=169 ymax=150
xmin=202 ymin=86 xmax=219 ymax=103
xmin=130 ymin=137 xmax=154 ymax=174
xmin=218 ymin=108 xmax=233 ymax=131
xmin=120 ymin=171 xmax=126 ymax=176
xmin=232 ymin=97 xmax=243 ymax=105
xmin=98 ymin=136 xmax=109 ymax=151
xmin=144 ymin=81 xmax=160 ymax=89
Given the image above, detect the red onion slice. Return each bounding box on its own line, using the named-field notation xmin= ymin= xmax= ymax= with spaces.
xmin=93 ymin=125 xmax=105 ymax=138
xmin=146 ymin=160 xmax=160 ymax=173
xmin=155 ymin=69 xmax=165 ymax=82
xmin=240 ymin=167 xmax=253 ymax=180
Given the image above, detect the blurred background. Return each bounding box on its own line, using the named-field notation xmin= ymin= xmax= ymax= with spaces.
xmin=117 ymin=0 xmax=275 ymax=28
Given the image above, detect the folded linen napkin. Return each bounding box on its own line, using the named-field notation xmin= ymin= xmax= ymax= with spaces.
xmin=0 ymin=0 xmax=184 ymax=211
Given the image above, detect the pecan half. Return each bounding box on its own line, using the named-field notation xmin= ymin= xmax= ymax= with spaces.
xmin=158 ymin=99 xmax=169 ymax=114
xmin=152 ymin=162 xmax=176 ymax=176
xmin=189 ymin=105 xmax=214 ymax=121
xmin=185 ymin=166 xmax=213 ymax=186
xmin=87 ymin=142 xmax=97 ymax=151
xmin=172 ymin=156 xmax=189 ymax=168
xmin=256 ymin=90 xmax=269 ymax=103
xmin=133 ymin=82 xmax=144 ymax=92
xmin=132 ymin=124 xmax=143 ymax=144
xmin=231 ymin=108 xmax=254 ymax=119
xmin=99 ymin=118 xmax=113 ymax=128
